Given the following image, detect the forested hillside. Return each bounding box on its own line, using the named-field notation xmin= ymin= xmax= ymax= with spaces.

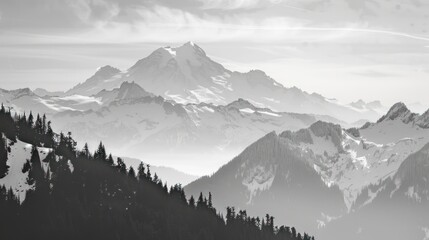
xmin=0 ymin=104 xmax=313 ymax=240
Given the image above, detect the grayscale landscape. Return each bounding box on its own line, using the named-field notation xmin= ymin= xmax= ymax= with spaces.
xmin=1 ymin=1 xmax=428 ymax=240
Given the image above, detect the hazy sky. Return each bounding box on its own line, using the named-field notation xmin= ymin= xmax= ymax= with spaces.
xmin=1 ymin=0 xmax=429 ymax=108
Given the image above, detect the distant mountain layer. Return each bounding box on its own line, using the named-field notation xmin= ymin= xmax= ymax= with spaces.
xmin=64 ymin=42 xmax=381 ymax=123
xmin=1 ymin=81 xmax=348 ymax=174
xmin=51 ymin=82 xmax=344 ymax=174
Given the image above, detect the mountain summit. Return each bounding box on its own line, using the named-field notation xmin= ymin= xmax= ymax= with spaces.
xmin=376 ymin=102 xmax=429 ymax=128
xmin=63 ymin=42 xmax=381 ymax=122
xmin=377 ymin=102 xmax=415 ymax=123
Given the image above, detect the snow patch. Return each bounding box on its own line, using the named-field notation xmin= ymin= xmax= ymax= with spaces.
xmin=54 ymin=95 xmax=102 ymax=105
xmin=405 ymin=186 xmax=422 ymax=202
xmin=38 ymin=98 xmax=77 ymax=112
xmin=258 ymin=111 xmax=281 ymax=117
xmin=0 ymin=140 xmax=51 ymax=203
xmin=422 ymin=227 xmax=429 ymax=240
xmin=164 ymin=47 xmax=177 ymax=57
xmin=242 ymin=165 xmax=275 ymax=204
xmin=240 ymin=108 xmax=255 ymax=114
xmin=201 ymin=106 xmax=215 ymax=113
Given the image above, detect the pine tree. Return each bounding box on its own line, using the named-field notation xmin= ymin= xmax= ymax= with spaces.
xmin=82 ymin=143 xmax=90 ymax=158
xmin=146 ymin=164 xmax=152 ymax=181
xmin=153 ymin=173 xmax=159 ymax=183
xmin=28 ymin=111 xmax=34 ymax=129
xmin=189 ymin=196 xmax=196 ymax=207
xmin=291 ymin=227 xmax=297 ymax=239
xmin=34 ymin=114 xmax=43 ymax=143
xmin=107 ymin=154 xmax=114 ymax=165
xmin=45 ymin=121 xmax=54 ymax=147
xmin=42 ymin=114 xmax=47 ymax=134
xmin=0 ymin=104 xmax=17 ymax=141
xmin=208 ymin=192 xmax=213 ymax=209
xmin=66 ymin=132 xmax=76 ymax=153
xmin=26 ymin=146 xmax=43 ymax=186
xmin=0 ymin=135 xmax=9 ymax=178
xmin=94 ymin=142 xmax=107 ymax=161
xmin=137 ymin=162 xmax=146 ymax=180
xmin=128 ymin=166 xmax=136 ymax=178
xmin=117 ymin=157 xmax=127 ymax=174
xmin=197 ymin=192 xmax=205 ymax=208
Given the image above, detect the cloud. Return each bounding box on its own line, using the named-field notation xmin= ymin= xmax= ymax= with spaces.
xmin=1 ymin=0 xmax=429 ymax=46
xmin=352 ymin=70 xmax=399 ymax=78
xmin=198 ymin=0 xmax=282 ymax=10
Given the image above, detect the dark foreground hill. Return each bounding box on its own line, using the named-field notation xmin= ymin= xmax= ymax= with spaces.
xmin=0 ymin=104 xmax=313 ymax=240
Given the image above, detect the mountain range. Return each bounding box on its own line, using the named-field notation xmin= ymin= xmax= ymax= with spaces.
xmin=37 ymin=42 xmax=382 ymax=123
xmin=185 ymin=102 xmax=429 ymax=239
xmin=0 ymin=42 xmax=388 ymax=175
xmin=0 ymin=41 xmax=428 ymax=240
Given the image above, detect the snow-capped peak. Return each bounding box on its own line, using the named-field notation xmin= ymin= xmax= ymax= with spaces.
xmin=116 ymin=81 xmax=153 ymax=100
xmin=130 ymin=41 xmax=218 ymax=72
xmin=11 ymin=88 xmax=35 ymax=99
xmin=93 ymin=81 xmax=155 ymax=105
xmin=377 ymin=102 xmax=416 ymax=124
xmin=226 ymin=98 xmax=256 ymax=110
xmin=94 ymin=65 xmax=120 ymax=78
xmin=0 ymin=88 xmax=35 ymax=100
xmin=176 ymin=41 xmax=206 ymax=56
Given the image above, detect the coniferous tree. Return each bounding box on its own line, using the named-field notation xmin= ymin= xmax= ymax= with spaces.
xmin=128 ymin=166 xmax=136 ymax=178
xmin=26 ymin=146 xmax=44 ymax=186
xmin=107 ymin=153 xmax=114 ymax=165
xmin=197 ymin=192 xmax=205 ymax=208
xmin=45 ymin=121 xmax=54 ymax=147
xmin=0 ymin=104 xmax=17 ymax=141
xmin=292 ymin=227 xmax=297 ymax=239
xmin=94 ymin=141 xmax=107 ymax=161
xmin=116 ymin=157 xmax=127 ymax=174
xmin=146 ymin=164 xmax=152 ymax=181
xmin=153 ymin=173 xmax=159 ymax=183
xmin=28 ymin=111 xmax=34 ymax=129
xmin=137 ymin=162 xmax=146 ymax=180
xmin=42 ymin=114 xmax=47 ymax=134
xmin=0 ymin=135 xmax=9 ymax=178
xmin=34 ymin=114 xmax=43 ymax=144
xmin=189 ymin=195 xmax=196 ymax=207
xmin=82 ymin=143 xmax=90 ymax=158
xmin=208 ymin=192 xmax=213 ymax=209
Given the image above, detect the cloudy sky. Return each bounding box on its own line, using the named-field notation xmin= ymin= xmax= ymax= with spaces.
xmin=1 ymin=0 xmax=429 ymax=108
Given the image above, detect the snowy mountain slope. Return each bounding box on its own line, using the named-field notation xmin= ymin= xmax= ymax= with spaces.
xmin=2 ymin=82 xmax=154 ymax=117
xmin=0 ymin=138 xmax=51 ymax=202
xmin=0 ymin=87 xmax=103 ymax=115
xmin=33 ymin=88 xmax=65 ymax=97
xmin=0 ymin=88 xmax=58 ymax=114
xmin=50 ymin=85 xmax=345 ymax=175
xmin=185 ymin=102 xmax=429 ymax=237
xmin=66 ymin=65 xmax=122 ymax=96
xmin=62 ymin=42 xmax=381 ymax=123
xmin=319 ymin=142 xmax=429 ymax=240
xmin=3 ymin=81 xmax=346 ymax=174
xmin=354 ymin=142 xmax=429 ymax=209
xmin=281 ymin=103 xmax=429 ymax=208
xmin=93 ymin=81 xmax=154 ymax=106
xmin=185 ymin=131 xmax=347 ymax=235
